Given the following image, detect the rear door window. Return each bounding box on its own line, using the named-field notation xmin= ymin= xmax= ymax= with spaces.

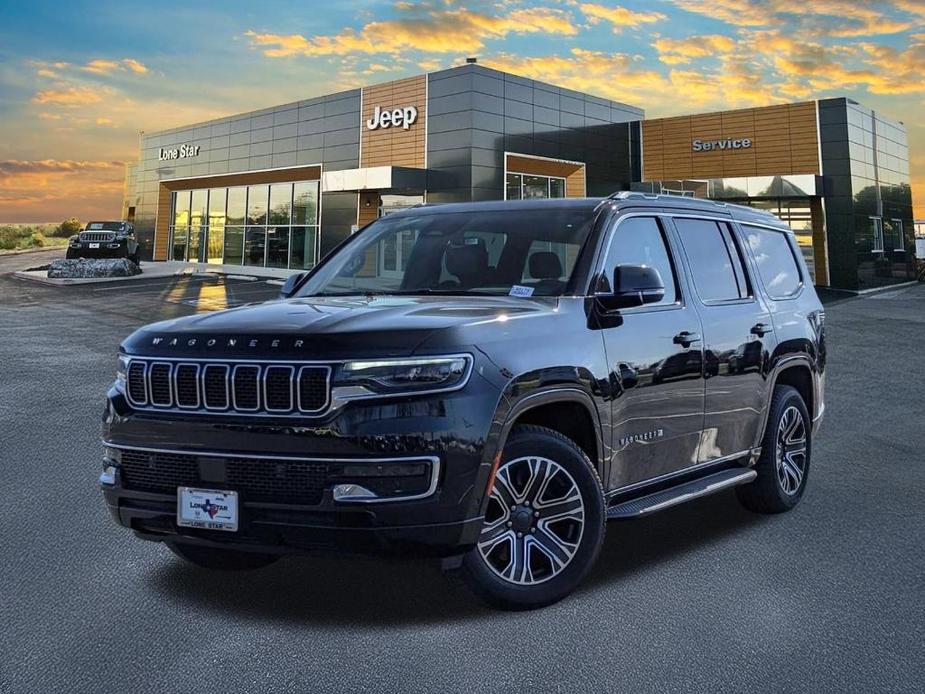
xmin=674 ymin=218 xmax=750 ymax=303
xmin=741 ymin=225 xmax=803 ymax=299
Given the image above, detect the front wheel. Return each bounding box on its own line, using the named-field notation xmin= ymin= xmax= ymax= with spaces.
xmin=736 ymin=385 xmax=811 ymax=514
xmin=166 ymin=542 xmax=279 ymax=571
xmin=462 ymin=425 xmax=605 ymax=610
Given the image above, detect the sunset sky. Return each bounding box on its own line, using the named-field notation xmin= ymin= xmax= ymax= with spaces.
xmin=1 ymin=0 xmax=923 ymax=223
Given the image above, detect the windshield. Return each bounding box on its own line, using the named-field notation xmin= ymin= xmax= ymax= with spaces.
xmin=297 ymin=207 xmax=597 ymax=298
xmin=86 ymin=221 xmax=125 ymax=231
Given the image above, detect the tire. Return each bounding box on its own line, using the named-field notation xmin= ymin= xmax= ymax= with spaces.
xmin=166 ymin=542 xmax=279 ymax=571
xmin=461 ymin=424 xmax=606 ymax=610
xmin=736 ymin=385 xmax=811 ymax=514
xmin=129 ymin=253 xmax=140 ymax=266
xmin=65 ymin=249 xmax=75 ymax=259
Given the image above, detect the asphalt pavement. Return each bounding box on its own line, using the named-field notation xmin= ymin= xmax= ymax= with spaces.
xmin=1 ymin=251 xmax=923 ymax=693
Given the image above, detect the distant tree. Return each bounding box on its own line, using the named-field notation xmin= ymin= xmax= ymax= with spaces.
xmin=54 ymin=217 xmax=82 ymax=237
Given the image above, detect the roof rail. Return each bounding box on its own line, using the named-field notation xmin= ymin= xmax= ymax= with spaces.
xmin=605 ymin=191 xmax=779 ymax=218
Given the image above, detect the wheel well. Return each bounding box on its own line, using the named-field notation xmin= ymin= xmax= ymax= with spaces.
xmin=512 ymin=401 xmax=599 ymax=468
xmin=775 ymin=365 xmax=814 ymax=416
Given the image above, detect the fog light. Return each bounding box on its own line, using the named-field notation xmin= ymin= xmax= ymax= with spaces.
xmin=333 ymin=483 xmax=378 ymax=501
xmin=100 ymin=464 xmax=118 ymax=486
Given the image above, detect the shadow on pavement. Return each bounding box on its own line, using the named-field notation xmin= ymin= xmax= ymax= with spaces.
xmin=145 ymin=490 xmax=768 ymax=625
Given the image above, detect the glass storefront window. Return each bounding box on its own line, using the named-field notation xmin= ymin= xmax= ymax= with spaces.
xmin=227 ymin=187 xmax=246 ymax=226
xmin=168 ymin=179 xmax=320 ymax=269
xmin=247 ymin=184 xmax=269 ymax=225
xmin=505 ymin=172 xmax=566 ymax=200
xmin=172 ymin=191 xmax=191 ymax=261
xmin=244 ymin=226 xmax=266 ymax=266
xmin=269 ymin=184 xmax=292 ymax=225
xmin=506 ymin=173 xmax=523 ymax=200
xmin=207 ymin=188 xmax=226 ymax=264
xmin=188 ymin=189 xmax=207 ymax=262
xmin=289 ymin=227 xmax=316 ymax=270
xmin=292 ymin=182 xmax=319 ymax=225
xmin=523 ymin=175 xmax=548 ymax=199
xmin=224 ymin=226 xmax=244 ymax=265
xmin=266 ymin=226 xmax=289 ymax=268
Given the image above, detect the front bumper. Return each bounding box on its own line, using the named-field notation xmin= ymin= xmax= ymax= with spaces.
xmin=102 ymin=480 xmax=484 ymax=557
xmin=100 ymin=375 xmax=502 ymax=557
xmin=69 ymin=243 xmax=128 ymax=258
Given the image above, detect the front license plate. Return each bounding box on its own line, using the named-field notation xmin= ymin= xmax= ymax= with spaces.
xmin=89 ymin=242 xmax=100 ymax=248
xmin=176 ymin=487 xmax=238 ymax=532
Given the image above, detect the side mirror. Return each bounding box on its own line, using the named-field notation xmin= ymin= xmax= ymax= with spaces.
xmin=279 ymin=271 xmax=308 ymax=299
xmin=605 ymin=264 xmax=665 ymax=309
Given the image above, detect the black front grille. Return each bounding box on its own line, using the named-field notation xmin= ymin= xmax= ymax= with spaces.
xmin=175 ymin=364 xmax=199 ymax=408
xmin=119 ymin=450 xmax=330 ymax=504
xmin=120 ymin=450 xmax=198 ymax=493
xmin=149 ymin=363 xmax=173 ymax=406
xmin=202 ymin=365 xmax=228 ymax=409
xmin=233 ymin=366 xmax=260 ymax=410
xmin=298 ymin=367 xmax=329 ymax=411
xmin=127 ymin=363 xmax=147 ymax=404
xmin=226 ymin=459 xmax=329 ymax=504
xmin=264 ymin=366 xmax=293 ymax=411
xmin=126 ymin=359 xmax=330 ymax=416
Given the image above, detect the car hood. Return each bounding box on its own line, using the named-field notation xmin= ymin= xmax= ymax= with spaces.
xmin=123 ymin=294 xmax=562 ymax=359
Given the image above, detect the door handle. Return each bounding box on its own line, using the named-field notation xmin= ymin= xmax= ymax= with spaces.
xmin=673 ymin=331 xmax=701 ymax=347
xmin=751 ymin=322 xmax=774 ymax=336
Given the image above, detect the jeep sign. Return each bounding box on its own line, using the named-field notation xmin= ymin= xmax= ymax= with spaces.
xmin=366 ymin=105 xmax=418 ymax=131
xmin=158 ymin=144 xmax=201 ymax=161
xmin=692 ymin=138 xmax=752 ymax=152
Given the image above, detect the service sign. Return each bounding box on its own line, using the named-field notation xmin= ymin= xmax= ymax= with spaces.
xmin=692 ymin=137 xmax=752 ymax=152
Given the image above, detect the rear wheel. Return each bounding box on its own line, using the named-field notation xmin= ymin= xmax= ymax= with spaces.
xmin=736 ymin=385 xmax=811 ymax=514
xmin=166 ymin=542 xmax=279 ymax=571
xmin=462 ymin=425 xmax=605 ymax=610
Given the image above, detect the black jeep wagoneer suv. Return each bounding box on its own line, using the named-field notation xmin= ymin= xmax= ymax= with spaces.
xmin=101 ymin=193 xmax=826 ymax=609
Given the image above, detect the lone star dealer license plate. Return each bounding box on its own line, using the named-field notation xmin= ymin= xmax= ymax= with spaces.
xmin=176 ymin=487 xmax=238 ymax=532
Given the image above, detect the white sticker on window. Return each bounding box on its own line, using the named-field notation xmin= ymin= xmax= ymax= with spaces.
xmin=509 ymin=285 xmax=534 ymax=297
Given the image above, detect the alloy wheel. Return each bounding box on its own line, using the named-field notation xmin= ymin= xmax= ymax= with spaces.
xmin=477 ymin=456 xmax=585 ymax=585
xmin=776 ymin=405 xmax=807 ymax=495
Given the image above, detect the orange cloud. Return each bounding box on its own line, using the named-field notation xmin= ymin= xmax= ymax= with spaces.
xmin=245 ymin=7 xmax=577 ymax=57
xmin=32 ymin=87 xmax=103 ymax=106
xmin=579 ymin=3 xmax=666 ymax=31
xmin=0 ymin=159 xmax=125 ymax=222
xmin=653 ymin=35 xmax=738 ymax=64
xmin=81 ymin=58 xmax=149 ymax=75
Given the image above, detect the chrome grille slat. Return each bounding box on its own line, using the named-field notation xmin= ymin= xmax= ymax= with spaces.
xmin=127 ymin=358 xmax=331 ymax=416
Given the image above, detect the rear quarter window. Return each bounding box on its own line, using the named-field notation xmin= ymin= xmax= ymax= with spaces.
xmin=741 ymin=225 xmax=803 ymax=299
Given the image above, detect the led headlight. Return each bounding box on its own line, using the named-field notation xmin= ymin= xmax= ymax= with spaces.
xmin=336 ymin=355 xmax=472 ymax=395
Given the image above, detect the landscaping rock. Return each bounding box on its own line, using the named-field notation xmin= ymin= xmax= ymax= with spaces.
xmin=47 ymin=258 xmax=142 ymax=279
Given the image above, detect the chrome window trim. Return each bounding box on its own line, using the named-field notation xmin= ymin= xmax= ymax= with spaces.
xmin=297 ymin=365 xmax=333 ymax=414
xmin=173 ymin=363 xmax=201 ymax=410
xmin=147 ymin=362 xmax=174 ymax=407
xmin=102 ymin=441 xmax=441 ymax=504
xmin=231 ymin=364 xmax=261 ymax=412
xmin=200 ymin=364 xmax=230 ymax=411
xmin=125 ymin=361 xmax=148 ymax=407
xmin=262 ymin=364 xmax=295 ymax=413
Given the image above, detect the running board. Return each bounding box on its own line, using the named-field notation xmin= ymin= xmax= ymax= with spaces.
xmin=607 ymin=468 xmax=757 ymax=520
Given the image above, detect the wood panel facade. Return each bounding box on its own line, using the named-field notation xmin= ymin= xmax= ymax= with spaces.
xmin=642 ymin=102 xmax=820 ymax=181
xmin=506 ymin=154 xmax=586 ymax=198
xmin=152 ymin=164 xmax=321 ymax=261
xmin=360 ymin=75 xmax=427 ymax=169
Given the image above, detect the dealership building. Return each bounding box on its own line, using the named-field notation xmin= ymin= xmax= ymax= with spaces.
xmin=122 ymin=62 xmax=916 ymax=291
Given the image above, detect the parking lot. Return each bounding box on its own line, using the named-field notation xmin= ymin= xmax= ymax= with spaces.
xmin=1 ymin=249 xmax=923 ymax=693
